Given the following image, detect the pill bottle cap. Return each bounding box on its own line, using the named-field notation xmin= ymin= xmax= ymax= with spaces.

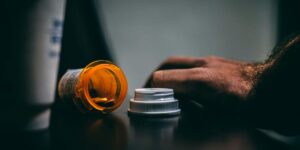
xmin=128 ymin=88 xmax=180 ymax=116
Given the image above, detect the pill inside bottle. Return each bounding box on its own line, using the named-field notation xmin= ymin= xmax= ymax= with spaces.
xmin=58 ymin=60 xmax=128 ymax=114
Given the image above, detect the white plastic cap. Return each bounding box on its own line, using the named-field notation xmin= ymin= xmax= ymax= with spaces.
xmin=128 ymin=88 xmax=181 ymax=116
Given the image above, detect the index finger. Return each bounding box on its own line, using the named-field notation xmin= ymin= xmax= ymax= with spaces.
xmin=151 ymin=68 xmax=210 ymax=94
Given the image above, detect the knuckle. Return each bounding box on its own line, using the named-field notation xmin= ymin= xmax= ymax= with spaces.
xmin=199 ymin=56 xmax=224 ymax=66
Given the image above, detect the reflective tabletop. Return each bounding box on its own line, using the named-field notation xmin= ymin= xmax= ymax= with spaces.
xmin=4 ymin=99 xmax=300 ymax=150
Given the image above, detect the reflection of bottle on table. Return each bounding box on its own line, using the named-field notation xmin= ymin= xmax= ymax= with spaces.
xmin=51 ymin=113 xmax=128 ymax=150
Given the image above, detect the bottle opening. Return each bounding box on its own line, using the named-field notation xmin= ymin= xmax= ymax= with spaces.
xmin=79 ymin=61 xmax=128 ymax=113
xmin=87 ymin=67 xmax=119 ymax=107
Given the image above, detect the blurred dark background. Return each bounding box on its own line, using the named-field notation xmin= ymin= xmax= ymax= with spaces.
xmin=97 ymin=0 xmax=300 ymax=93
xmin=0 ymin=0 xmax=300 ymax=149
xmin=0 ymin=0 xmax=299 ymax=126
xmin=1 ymin=0 xmax=299 ymax=103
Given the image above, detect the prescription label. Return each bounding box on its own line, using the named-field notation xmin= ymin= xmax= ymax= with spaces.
xmin=58 ymin=69 xmax=82 ymax=101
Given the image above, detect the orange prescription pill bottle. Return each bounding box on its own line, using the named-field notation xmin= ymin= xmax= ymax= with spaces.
xmin=58 ymin=60 xmax=128 ymax=114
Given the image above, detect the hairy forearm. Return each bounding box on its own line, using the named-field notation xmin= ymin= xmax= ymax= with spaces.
xmin=243 ymin=35 xmax=300 ymax=134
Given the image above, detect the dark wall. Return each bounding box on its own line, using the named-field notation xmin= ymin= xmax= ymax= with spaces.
xmin=58 ymin=0 xmax=113 ymax=78
xmin=54 ymin=0 xmax=114 ymax=109
xmin=277 ymin=0 xmax=300 ymax=41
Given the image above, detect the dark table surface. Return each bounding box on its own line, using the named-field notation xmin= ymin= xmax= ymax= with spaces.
xmin=6 ymin=98 xmax=300 ymax=150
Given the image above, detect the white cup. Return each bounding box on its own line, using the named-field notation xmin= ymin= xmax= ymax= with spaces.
xmin=1 ymin=0 xmax=66 ymax=130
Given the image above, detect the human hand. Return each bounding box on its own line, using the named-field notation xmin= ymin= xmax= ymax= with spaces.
xmin=145 ymin=56 xmax=256 ymax=111
xmin=144 ymin=35 xmax=300 ymax=134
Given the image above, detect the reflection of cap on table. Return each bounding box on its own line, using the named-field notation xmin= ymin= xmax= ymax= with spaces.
xmin=128 ymin=111 xmax=180 ymax=150
xmin=128 ymin=88 xmax=181 ymax=116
